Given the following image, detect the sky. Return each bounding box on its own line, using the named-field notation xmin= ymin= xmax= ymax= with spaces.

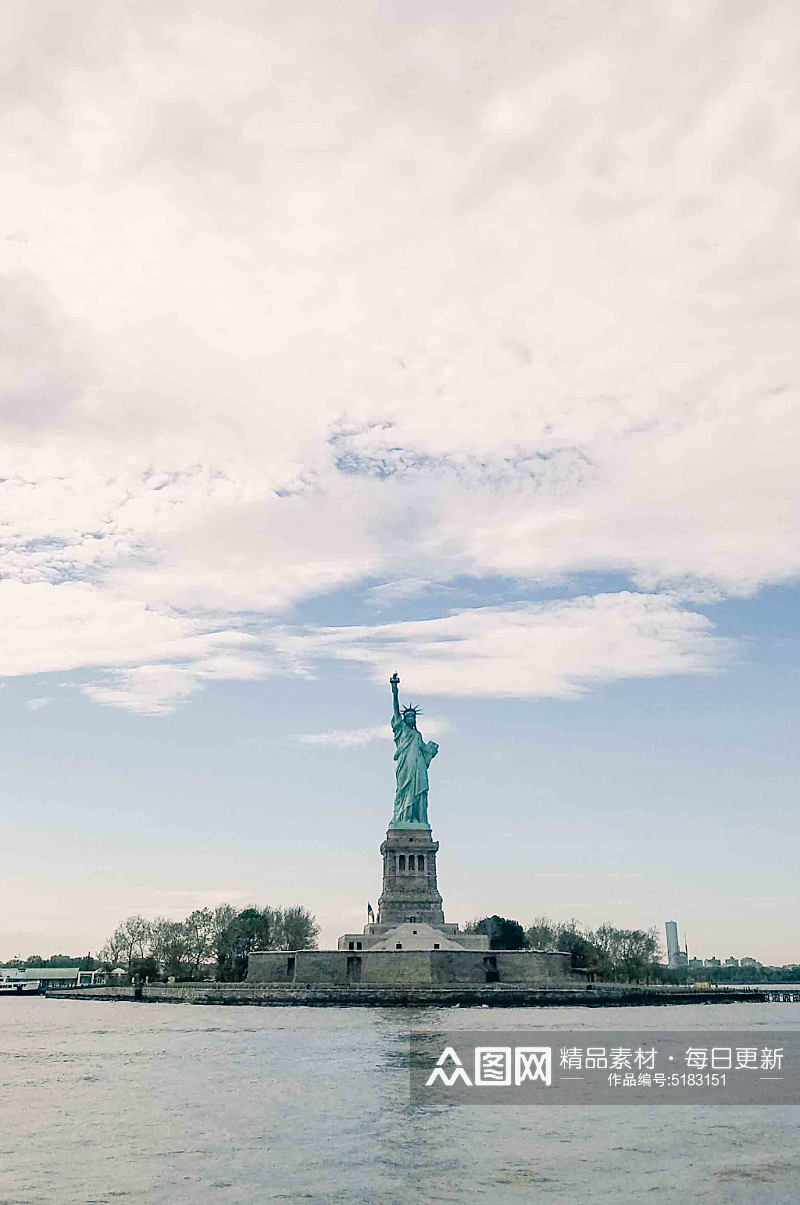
xmin=1 ymin=0 xmax=799 ymax=964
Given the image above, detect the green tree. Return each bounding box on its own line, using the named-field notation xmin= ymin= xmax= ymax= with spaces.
xmin=552 ymin=920 xmax=599 ymax=970
xmin=465 ymin=916 xmax=528 ymax=950
xmin=216 ymin=906 xmax=282 ymax=981
xmin=130 ymin=955 xmax=160 ymax=983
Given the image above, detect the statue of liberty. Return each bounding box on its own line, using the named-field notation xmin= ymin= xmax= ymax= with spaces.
xmin=389 ymin=672 xmax=439 ymax=827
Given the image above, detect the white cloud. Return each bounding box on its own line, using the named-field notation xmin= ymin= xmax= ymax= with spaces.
xmin=82 ymin=650 xmax=279 ymax=716
xmin=281 ymin=593 xmax=732 ymax=700
xmin=0 ymin=579 xmax=276 ymax=713
xmin=293 ymin=725 xmax=395 ymax=749
xmin=25 ymin=697 xmax=51 ymax=712
xmin=0 ymin=2 xmax=797 ymax=710
xmin=82 ymin=666 xmax=204 ymax=716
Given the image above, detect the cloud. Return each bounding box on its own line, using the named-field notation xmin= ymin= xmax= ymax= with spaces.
xmin=365 ymin=579 xmax=437 ymax=609
xmin=25 ymin=697 xmax=51 ymax=712
xmin=82 ymin=650 xmax=279 ymax=716
xmin=0 ymin=579 xmax=277 ymax=713
xmin=0 ymin=272 xmax=89 ymax=430
xmin=293 ymin=724 xmax=394 ymax=749
xmin=83 ymin=666 xmax=205 ymax=716
xmin=293 ymin=717 xmax=452 ymax=748
xmin=0 ymin=1 xmax=797 ymax=710
xmin=280 ymin=593 xmax=732 ymax=699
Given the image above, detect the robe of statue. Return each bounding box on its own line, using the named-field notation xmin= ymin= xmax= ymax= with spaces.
xmin=391 ymin=714 xmax=438 ymax=826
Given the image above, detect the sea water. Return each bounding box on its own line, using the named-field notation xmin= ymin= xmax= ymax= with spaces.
xmin=1 ymin=998 xmax=799 ymax=1203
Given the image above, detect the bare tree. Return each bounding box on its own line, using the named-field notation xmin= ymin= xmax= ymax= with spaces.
xmin=99 ymin=929 xmax=126 ymax=968
xmin=101 ymin=916 xmax=152 ymax=970
xmin=150 ymin=918 xmax=189 ymax=978
xmin=101 ymin=899 xmax=321 ymax=982
xmin=586 ymin=923 xmax=663 ymax=982
xmin=183 ymin=908 xmax=215 ymax=978
xmin=616 ymin=927 xmax=662 ymax=983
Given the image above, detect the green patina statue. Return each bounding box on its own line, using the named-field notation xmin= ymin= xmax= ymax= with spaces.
xmin=389 ymin=672 xmax=439 ymax=828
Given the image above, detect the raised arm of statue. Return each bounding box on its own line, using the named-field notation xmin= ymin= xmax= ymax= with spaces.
xmin=389 ymin=672 xmax=401 ymax=721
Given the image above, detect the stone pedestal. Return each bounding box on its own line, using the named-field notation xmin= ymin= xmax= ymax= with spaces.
xmin=376 ymin=826 xmax=445 ymax=926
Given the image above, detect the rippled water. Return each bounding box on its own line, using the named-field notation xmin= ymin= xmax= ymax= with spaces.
xmin=1 ymin=998 xmax=799 ymax=1203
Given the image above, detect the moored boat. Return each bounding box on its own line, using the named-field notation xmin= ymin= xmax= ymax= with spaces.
xmin=0 ymin=978 xmax=41 ymax=994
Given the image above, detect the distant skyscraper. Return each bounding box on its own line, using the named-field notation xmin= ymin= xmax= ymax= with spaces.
xmin=665 ymin=920 xmax=688 ymax=968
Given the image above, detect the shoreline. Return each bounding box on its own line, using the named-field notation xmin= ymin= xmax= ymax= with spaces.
xmin=43 ymin=984 xmax=794 ymax=1008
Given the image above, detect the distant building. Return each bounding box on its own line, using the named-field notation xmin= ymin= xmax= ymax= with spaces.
xmin=688 ymin=957 xmax=704 ymax=968
xmin=724 ymin=957 xmax=739 ymax=967
xmin=665 ymin=921 xmax=688 ymax=968
xmin=740 ymin=957 xmax=761 ymax=967
xmin=703 ymin=957 xmax=721 ymax=968
xmin=17 ymin=967 xmax=106 ymax=988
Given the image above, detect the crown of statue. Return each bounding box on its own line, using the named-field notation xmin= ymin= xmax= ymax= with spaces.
xmin=402 ymin=703 xmax=422 ymax=717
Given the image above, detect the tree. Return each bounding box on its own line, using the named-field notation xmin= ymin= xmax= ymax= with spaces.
xmin=590 ymin=920 xmax=626 ymax=978
xmin=183 ymin=908 xmax=215 ymax=979
xmin=99 ymin=928 xmax=127 ymax=969
xmin=150 ymin=919 xmax=189 ymax=979
xmin=278 ymin=905 xmax=320 ymax=951
xmin=212 ymin=904 xmax=239 ymax=979
xmin=122 ymin=916 xmax=151 ymax=967
xmin=215 ymin=906 xmax=282 ymax=981
xmin=465 ymin=916 xmax=528 ymax=950
xmin=130 ymin=955 xmax=160 ymax=983
xmin=99 ymin=898 xmax=321 ymax=983
xmin=616 ymin=927 xmax=662 ymax=983
xmin=100 ymin=916 xmax=151 ymax=971
xmin=552 ymin=920 xmax=599 ymax=971
xmin=215 ymin=907 xmax=262 ymax=981
xmin=579 ymin=923 xmax=663 ymax=982
xmin=525 ymin=916 xmax=559 ymax=950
